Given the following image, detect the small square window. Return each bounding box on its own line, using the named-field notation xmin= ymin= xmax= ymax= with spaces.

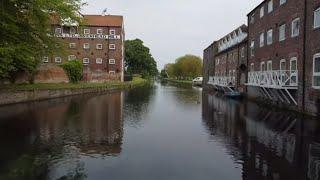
xmin=55 ymin=28 xmax=62 ymax=34
xmin=55 ymin=57 xmax=62 ymax=63
xmin=69 ymin=43 xmax=76 ymax=49
xmin=291 ymin=18 xmax=300 ymax=37
xmin=83 ymin=58 xmax=90 ymax=64
xmin=68 ymin=55 xmax=76 ymax=61
xmin=110 ymin=29 xmax=116 ymax=35
xmin=84 ymin=29 xmax=90 ymax=34
xmin=96 ymin=58 xmax=103 ymax=64
xmin=109 ymin=44 xmax=116 ymax=50
xmin=42 ymin=56 xmax=49 ymax=63
xmin=109 ymin=59 xmax=116 ymax=64
xmin=97 ymin=29 xmax=103 ymax=35
xmin=96 ymin=44 xmax=103 ymax=49
xmin=83 ymin=43 xmax=90 ymax=49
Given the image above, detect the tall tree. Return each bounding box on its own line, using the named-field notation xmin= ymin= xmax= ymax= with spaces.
xmin=0 ymin=0 xmax=83 ymax=83
xmin=167 ymin=55 xmax=202 ymax=80
xmin=125 ymin=39 xmax=158 ymax=77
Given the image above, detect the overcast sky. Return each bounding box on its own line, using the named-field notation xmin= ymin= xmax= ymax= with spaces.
xmin=82 ymin=0 xmax=262 ymax=69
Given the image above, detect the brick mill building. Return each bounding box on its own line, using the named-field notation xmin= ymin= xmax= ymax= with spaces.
xmin=207 ymin=25 xmax=248 ymax=93
xmin=203 ymin=0 xmax=320 ymax=116
xmin=43 ymin=14 xmax=125 ymax=82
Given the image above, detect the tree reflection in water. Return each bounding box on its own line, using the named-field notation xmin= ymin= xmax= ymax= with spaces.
xmin=202 ymin=91 xmax=320 ymax=180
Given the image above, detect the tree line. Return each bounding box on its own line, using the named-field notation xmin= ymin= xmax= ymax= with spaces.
xmin=162 ymin=55 xmax=202 ymax=80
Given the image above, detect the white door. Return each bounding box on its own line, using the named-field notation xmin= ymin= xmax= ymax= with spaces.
xmin=290 ymin=57 xmax=297 ymax=85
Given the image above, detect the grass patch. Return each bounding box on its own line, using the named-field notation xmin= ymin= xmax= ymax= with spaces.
xmin=0 ymin=77 xmax=147 ymax=91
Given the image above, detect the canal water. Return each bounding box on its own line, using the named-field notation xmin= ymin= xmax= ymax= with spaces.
xmin=0 ymin=83 xmax=320 ymax=180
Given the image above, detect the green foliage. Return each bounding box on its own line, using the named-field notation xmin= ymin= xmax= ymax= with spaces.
xmin=160 ymin=69 xmax=168 ymax=79
xmin=60 ymin=60 xmax=83 ymax=83
xmin=166 ymin=55 xmax=202 ymax=80
xmin=0 ymin=0 xmax=83 ymax=83
xmin=125 ymin=39 xmax=158 ymax=77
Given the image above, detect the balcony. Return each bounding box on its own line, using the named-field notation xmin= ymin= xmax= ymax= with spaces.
xmin=247 ymin=70 xmax=298 ymax=89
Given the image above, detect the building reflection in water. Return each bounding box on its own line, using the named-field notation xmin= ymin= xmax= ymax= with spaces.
xmin=202 ymin=92 xmax=320 ymax=180
xmin=0 ymin=92 xmax=124 ymax=179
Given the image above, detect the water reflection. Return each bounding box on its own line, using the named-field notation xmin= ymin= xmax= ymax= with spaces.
xmin=0 ymin=92 xmax=124 ymax=179
xmin=202 ymin=92 xmax=320 ymax=180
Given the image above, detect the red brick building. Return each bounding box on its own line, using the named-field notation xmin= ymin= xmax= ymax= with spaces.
xmin=246 ymin=0 xmax=320 ymax=115
xmin=207 ymin=25 xmax=248 ymax=93
xmin=43 ymin=14 xmax=125 ymax=82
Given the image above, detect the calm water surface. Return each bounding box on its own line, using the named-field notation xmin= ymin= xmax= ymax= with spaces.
xmin=0 ymin=83 xmax=320 ymax=180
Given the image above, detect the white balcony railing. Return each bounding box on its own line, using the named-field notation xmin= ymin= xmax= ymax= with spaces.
xmin=247 ymin=70 xmax=298 ymax=89
xmin=208 ymin=76 xmax=236 ymax=87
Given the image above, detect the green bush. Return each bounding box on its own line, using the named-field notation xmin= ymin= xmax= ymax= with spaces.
xmin=60 ymin=60 xmax=83 ymax=83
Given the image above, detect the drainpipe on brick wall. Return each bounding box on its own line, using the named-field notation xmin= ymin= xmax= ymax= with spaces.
xmin=302 ymin=0 xmax=307 ymax=112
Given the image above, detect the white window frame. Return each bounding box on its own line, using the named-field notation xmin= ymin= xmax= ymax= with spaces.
xmin=290 ymin=57 xmax=298 ymax=85
xmin=109 ymin=71 xmax=116 ymax=74
xmin=97 ymin=29 xmax=103 ymax=35
xmin=260 ymin=32 xmax=265 ymax=47
xmin=241 ymin=47 xmax=245 ymax=58
xmin=291 ymin=18 xmax=300 ymax=37
xmin=280 ymin=59 xmax=286 ymax=84
xmin=84 ymin=29 xmax=90 ymax=34
xmin=250 ymin=40 xmax=255 ymax=57
xmin=313 ymin=53 xmax=320 ymax=88
xmin=268 ymin=0 xmax=273 ymax=13
xmin=314 ymin=7 xmax=320 ymax=29
xmin=279 ymin=24 xmax=286 ymax=41
xmin=55 ymin=57 xmax=62 ymax=63
xmin=280 ymin=0 xmax=286 ymax=6
xmin=55 ymin=28 xmax=62 ymax=34
xmin=260 ymin=61 xmax=265 ymax=71
xmin=83 ymin=43 xmax=90 ymax=49
xmin=83 ymin=58 xmax=90 ymax=65
xmin=69 ymin=43 xmax=76 ymax=49
xmin=42 ymin=56 xmax=49 ymax=63
xmin=109 ymin=59 xmax=116 ymax=65
xmin=109 ymin=29 xmax=116 ymax=35
xmin=96 ymin=44 xmax=103 ymax=50
xmin=109 ymin=44 xmax=116 ymax=50
xmin=267 ymin=29 xmax=273 ymax=45
xmin=250 ymin=14 xmax=255 ymax=24
xmin=267 ymin=60 xmax=272 ymax=71
xmin=68 ymin=55 xmax=76 ymax=61
xmin=250 ymin=63 xmax=254 ymax=72
xmin=96 ymin=58 xmax=103 ymax=64
xmin=260 ymin=6 xmax=265 ymax=18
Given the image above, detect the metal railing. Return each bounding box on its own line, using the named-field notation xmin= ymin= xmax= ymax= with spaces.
xmin=208 ymin=76 xmax=236 ymax=87
xmin=247 ymin=70 xmax=298 ymax=89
